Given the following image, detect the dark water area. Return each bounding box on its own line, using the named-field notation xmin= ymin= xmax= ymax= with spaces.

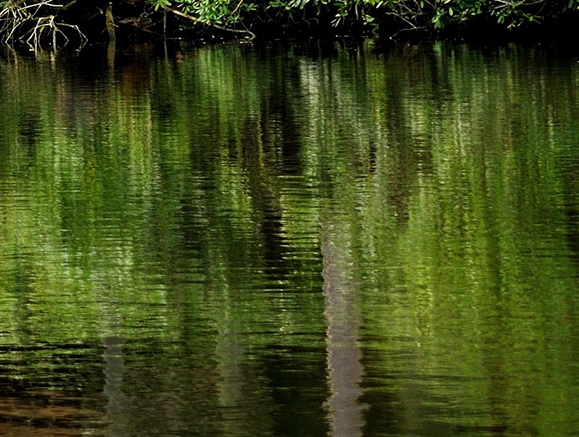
xmin=0 ymin=40 xmax=578 ymax=436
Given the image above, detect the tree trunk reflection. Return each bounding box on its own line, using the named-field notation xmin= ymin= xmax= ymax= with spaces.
xmin=322 ymin=219 xmax=366 ymax=437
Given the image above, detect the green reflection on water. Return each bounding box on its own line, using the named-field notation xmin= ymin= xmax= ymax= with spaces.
xmin=0 ymin=41 xmax=578 ymax=436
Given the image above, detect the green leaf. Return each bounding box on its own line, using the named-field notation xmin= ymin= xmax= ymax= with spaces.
xmin=152 ymin=0 xmax=171 ymax=11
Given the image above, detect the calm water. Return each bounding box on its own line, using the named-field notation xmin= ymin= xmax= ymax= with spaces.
xmin=0 ymin=40 xmax=578 ymax=436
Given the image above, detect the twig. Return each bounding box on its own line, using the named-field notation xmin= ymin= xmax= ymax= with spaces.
xmin=165 ymin=6 xmax=256 ymax=38
xmin=1 ymin=0 xmax=87 ymax=49
xmin=61 ymin=0 xmax=78 ymax=11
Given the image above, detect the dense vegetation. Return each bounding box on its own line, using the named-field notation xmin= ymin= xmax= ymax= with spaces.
xmin=0 ymin=0 xmax=578 ymax=49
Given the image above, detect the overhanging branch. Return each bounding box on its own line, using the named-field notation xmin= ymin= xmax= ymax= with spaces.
xmin=165 ymin=6 xmax=255 ymax=39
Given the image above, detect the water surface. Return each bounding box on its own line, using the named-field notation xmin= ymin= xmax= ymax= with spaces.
xmin=0 ymin=40 xmax=578 ymax=436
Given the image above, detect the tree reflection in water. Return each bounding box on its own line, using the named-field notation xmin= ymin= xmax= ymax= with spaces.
xmin=322 ymin=217 xmax=367 ymax=437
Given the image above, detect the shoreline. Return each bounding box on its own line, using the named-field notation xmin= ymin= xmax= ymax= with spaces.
xmin=1 ymin=0 xmax=579 ymax=52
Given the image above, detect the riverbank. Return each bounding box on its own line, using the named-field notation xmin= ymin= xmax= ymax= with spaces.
xmin=1 ymin=0 xmax=579 ymax=50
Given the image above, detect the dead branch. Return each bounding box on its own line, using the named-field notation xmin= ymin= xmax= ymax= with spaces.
xmin=0 ymin=0 xmax=87 ymax=49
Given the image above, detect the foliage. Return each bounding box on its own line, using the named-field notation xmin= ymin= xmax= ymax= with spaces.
xmin=0 ymin=0 xmax=578 ymax=46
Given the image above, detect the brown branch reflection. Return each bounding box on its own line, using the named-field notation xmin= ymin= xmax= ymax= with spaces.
xmin=322 ymin=219 xmax=367 ymax=437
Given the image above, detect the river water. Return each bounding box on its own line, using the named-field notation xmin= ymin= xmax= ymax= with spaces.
xmin=0 ymin=39 xmax=578 ymax=436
